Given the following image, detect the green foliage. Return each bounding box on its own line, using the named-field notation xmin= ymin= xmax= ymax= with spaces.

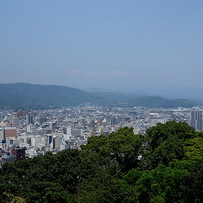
xmin=124 ymin=168 xmax=144 ymax=185
xmin=145 ymin=121 xmax=195 ymax=150
xmin=141 ymin=121 xmax=196 ymax=169
xmin=74 ymin=171 xmax=137 ymax=203
xmin=143 ymin=135 xmax=185 ymax=169
xmin=130 ymin=162 xmax=202 ymax=202
xmin=0 ymin=149 xmax=82 ymax=202
xmin=25 ymin=182 xmax=71 ymax=203
xmin=0 ymin=124 xmax=202 ymax=202
xmin=1 ymin=192 xmax=26 ymax=203
xmin=82 ymin=127 xmax=142 ymax=172
xmin=184 ymin=137 xmax=203 ymax=161
xmin=169 ymin=160 xmax=203 ymax=202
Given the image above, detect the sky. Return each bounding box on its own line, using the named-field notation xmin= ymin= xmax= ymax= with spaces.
xmin=0 ymin=1 xmax=203 ymax=97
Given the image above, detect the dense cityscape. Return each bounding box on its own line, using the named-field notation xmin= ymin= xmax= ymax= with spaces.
xmin=0 ymin=105 xmax=202 ymax=166
xmin=1 ymin=1 xmax=203 ymax=202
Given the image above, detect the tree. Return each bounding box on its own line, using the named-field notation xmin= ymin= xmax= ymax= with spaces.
xmin=132 ymin=164 xmax=191 ymax=202
xmin=145 ymin=121 xmax=195 ymax=151
xmin=184 ymin=137 xmax=203 ymax=161
xmin=74 ymin=171 xmax=137 ymax=203
xmin=124 ymin=160 xmax=203 ymax=203
xmin=142 ymin=135 xmax=185 ymax=169
xmin=1 ymin=192 xmax=26 ymax=203
xmin=141 ymin=121 xmax=196 ymax=169
xmin=82 ymin=127 xmax=142 ymax=172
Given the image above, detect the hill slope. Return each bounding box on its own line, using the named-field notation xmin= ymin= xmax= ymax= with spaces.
xmin=122 ymin=96 xmax=198 ymax=108
xmin=0 ymin=83 xmax=200 ymax=109
xmin=0 ymin=83 xmax=104 ymax=109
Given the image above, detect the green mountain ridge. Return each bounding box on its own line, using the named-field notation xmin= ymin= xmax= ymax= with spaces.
xmin=0 ymin=83 xmax=103 ymax=109
xmin=123 ymin=96 xmax=199 ymax=108
xmin=0 ymin=83 xmax=200 ymax=109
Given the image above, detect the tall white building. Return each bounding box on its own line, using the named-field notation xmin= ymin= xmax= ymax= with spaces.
xmin=190 ymin=109 xmax=202 ymax=131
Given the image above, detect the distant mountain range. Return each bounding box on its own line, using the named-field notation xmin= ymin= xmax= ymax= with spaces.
xmin=0 ymin=83 xmax=201 ymax=110
xmin=121 ymin=96 xmax=199 ymax=108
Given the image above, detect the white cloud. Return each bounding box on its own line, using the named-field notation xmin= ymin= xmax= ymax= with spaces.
xmin=157 ymin=70 xmax=166 ymax=77
xmin=109 ymin=71 xmax=129 ymax=76
xmin=68 ymin=69 xmax=80 ymax=75
xmin=86 ymin=70 xmax=129 ymax=77
xmin=86 ymin=71 xmax=103 ymax=76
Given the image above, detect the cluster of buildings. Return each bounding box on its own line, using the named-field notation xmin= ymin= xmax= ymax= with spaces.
xmin=0 ymin=106 xmax=202 ymax=166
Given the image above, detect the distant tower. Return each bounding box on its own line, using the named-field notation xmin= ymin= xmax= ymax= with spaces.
xmin=97 ymin=118 xmax=102 ymax=126
xmin=16 ymin=148 xmax=26 ymax=161
xmin=110 ymin=117 xmax=117 ymax=127
xmin=190 ymin=109 xmax=202 ymax=131
xmin=26 ymin=114 xmax=34 ymax=124
xmin=12 ymin=116 xmax=20 ymax=127
xmin=89 ymin=119 xmax=95 ymax=129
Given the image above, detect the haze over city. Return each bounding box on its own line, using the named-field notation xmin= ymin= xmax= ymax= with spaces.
xmin=1 ymin=1 xmax=203 ymax=98
xmin=1 ymin=2 xmax=203 ymax=202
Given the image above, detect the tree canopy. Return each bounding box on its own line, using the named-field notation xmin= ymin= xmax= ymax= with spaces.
xmin=0 ymin=121 xmax=202 ymax=202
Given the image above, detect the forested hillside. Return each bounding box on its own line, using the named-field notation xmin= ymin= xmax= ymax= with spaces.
xmin=0 ymin=83 xmax=200 ymax=109
xmin=0 ymin=83 xmax=102 ymax=109
xmin=122 ymin=96 xmax=198 ymax=108
xmin=0 ymin=121 xmax=203 ymax=202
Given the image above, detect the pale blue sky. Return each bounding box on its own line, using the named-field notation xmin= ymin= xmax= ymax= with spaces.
xmin=0 ymin=1 xmax=203 ymax=96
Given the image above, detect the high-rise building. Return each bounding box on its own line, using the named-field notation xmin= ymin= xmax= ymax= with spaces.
xmin=190 ymin=109 xmax=202 ymax=131
xmin=89 ymin=119 xmax=95 ymax=129
xmin=16 ymin=148 xmax=26 ymax=161
xmin=26 ymin=114 xmax=34 ymax=124
xmin=12 ymin=116 xmax=20 ymax=127
xmin=110 ymin=117 xmax=117 ymax=127
xmin=11 ymin=147 xmax=26 ymax=161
